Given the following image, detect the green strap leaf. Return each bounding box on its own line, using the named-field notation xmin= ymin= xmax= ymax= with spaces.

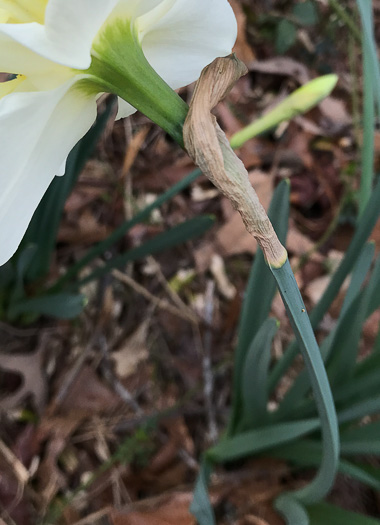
xmin=271 ymin=260 xmax=339 ymax=504
xmin=190 ymin=459 xmax=215 ymax=525
xmin=228 ymin=180 xmax=289 ymax=435
xmin=308 ymin=502 xmax=380 ymax=525
xmin=341 ymin=242 xmax=374 ymax=316
xmin=8 ymin=293 xmax=86 ymax=320
xmin=275 ymin=495 xmax=309 ymax=525
xmin=78 ymin=215 xmax=215 ymax=286
xmin=21 ymin=97 xmax=115 ymax=282
xmin=269 ymin=174 xmax=380 ymax=392
xmin=51 ymin=169 xmax=202 ymax=291
xmin=271 ymin=440 xmax=380 ymax=492
xmin=207 ymin=419 xmax=320 ymax=463
xmin=241 ymin=318 xmax=279 ymax=429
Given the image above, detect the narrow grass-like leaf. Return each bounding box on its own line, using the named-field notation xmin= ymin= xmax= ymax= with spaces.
xmin=338 ymin=461 xmax=380 ymax=492
xmin=52 ymin=168 xmax=202 ymax=291
xmin=8 ymin=245 xmax=38 ymax=310
xmin=363 ymin=253 xmax=380 ymax=316
xmin=339 ymin=459 xmax=380 ymax=491
xmin=275 ymin=495 xmax=309 ymax=525
xmin=341 ymin=241 xmax=374 ymax=316
xmin=207 ymin=419 xmax=320 ymax=463
xmin=342 ymin=462 xmax=380 ymax=491
xmin=271 ymin=441 xmax=380 ymax=492
xmin=228 ymin=180 xmax=289 ymax=435
xmin=0 ymin=260 xmax=14 ymax=289
xmin=78 ymin=216 xmax=214 ymax=286
xmin=357 ymin=0 xmax=380 ymax=115
xmin=338 ymin=395 xmax=380 ymax=425
xmin=275 ymin=242 xmax=374 ymax=420
xmin=271 ymin=260 xmax=339 ymax=503
xmin=358 ymin=36 xmax=375 ymax=214
xmin=190 ymin=459 xmax=215 ymax=525
xmin=274 ymin=290 xmax=363 ymax=421
xmin=327 ymin=291 xmax=370 ymax=386
xmin=22 ymin=98 xmax=115 ymax=282
xmin=8 ymin=293 xmax=86 ymax=320
xmin=308 ymin=502 xmax=380 ymax=525
xmin=333 ymin=368 xmax=380 ymax=405
xmin=269 ymin=174 xmax=380 ymax=392
xmin=327 ymin=253 xmax=380 ymax=383
xmin=341 ymin=420 xmax=380 ymax=441
xmin=340 ymin=421 xmax=380 ymax=455
xmin=355 ymin=332 xmax=380 ymax=377
xmin=241 ymin=318 xmax=279 ymax=429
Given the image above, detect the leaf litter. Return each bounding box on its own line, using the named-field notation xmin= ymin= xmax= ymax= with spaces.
xmin=1 ymin=1 xmax=380 ymax=523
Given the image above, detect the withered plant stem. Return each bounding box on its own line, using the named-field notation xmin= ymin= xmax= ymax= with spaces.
xmin=183 ymin=55 xmax=287 ymax=269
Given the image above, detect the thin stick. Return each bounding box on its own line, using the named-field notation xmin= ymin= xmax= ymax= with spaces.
xmin=112 ymin=268 xmax=197 ymax=324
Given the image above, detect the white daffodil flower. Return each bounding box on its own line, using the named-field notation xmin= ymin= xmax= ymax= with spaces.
xmin=0 ymin=0 xmax=237 ymax=265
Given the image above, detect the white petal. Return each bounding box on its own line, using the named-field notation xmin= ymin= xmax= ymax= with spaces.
xmin=0 ymin=80 xmax=97 ymax=264
xmin=44 ymin=0 xmax=120 ymax=67
xmin=0 ymin=0 xmax=119 ymax=70
xmin=0 ymin=30 xmax=60 ymax=77
xmin=139 ymin=0 xmax=237 ymax=89
xmin=116 ymin=97 xmax=136 ymax=120
xmin=107 ymin=0 xmax=163 ymax=22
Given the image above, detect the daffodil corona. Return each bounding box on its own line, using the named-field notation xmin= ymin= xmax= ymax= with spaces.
xmin=0 ymin=0 xmax=237 ymax=265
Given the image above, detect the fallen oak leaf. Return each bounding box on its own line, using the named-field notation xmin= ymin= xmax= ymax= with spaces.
xmin=0 ymin=344 xmax=46 ymax=412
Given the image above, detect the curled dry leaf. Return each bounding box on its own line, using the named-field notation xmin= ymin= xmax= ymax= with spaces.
xmin=183 ymin=55 xmax=287 ymax=268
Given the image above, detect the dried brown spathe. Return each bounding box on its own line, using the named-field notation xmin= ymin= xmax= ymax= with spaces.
xmin=183 ymin=55 xmax=287 ymax=268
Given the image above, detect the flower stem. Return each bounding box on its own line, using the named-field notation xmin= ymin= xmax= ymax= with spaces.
xmin=87 ymin=19 xmax=189 ymax=146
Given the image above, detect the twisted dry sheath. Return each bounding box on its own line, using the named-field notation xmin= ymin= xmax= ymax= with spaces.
xmin=183 ymin=54 xmax=287 ymax=268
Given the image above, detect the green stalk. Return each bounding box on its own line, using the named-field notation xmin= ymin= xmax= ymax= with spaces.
xmin=328 ymin=0 xmax=361 ymax=42
xmin=87 ymin=19 xmax=188 ymax=146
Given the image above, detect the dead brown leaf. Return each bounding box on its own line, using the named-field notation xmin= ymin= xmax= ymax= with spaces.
xmin=109 ymin=493 xmax=195 ymax=525
xmin=58 ymin=208 xmax=112 ymax=244
xmin=248 ymin=57 xmax=310 ymax=84
xmin=0 ymin=344 xmax=46 ymax=411
xmin=57 ymin=365 xmax=120 ymax=415
xmin=319 ymin=96 xmax=352 ymax=133
xmin=111 ymin=321 xmax=149 ymax=379
xmin=35 ymin=415 xmax=82 ymax=508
